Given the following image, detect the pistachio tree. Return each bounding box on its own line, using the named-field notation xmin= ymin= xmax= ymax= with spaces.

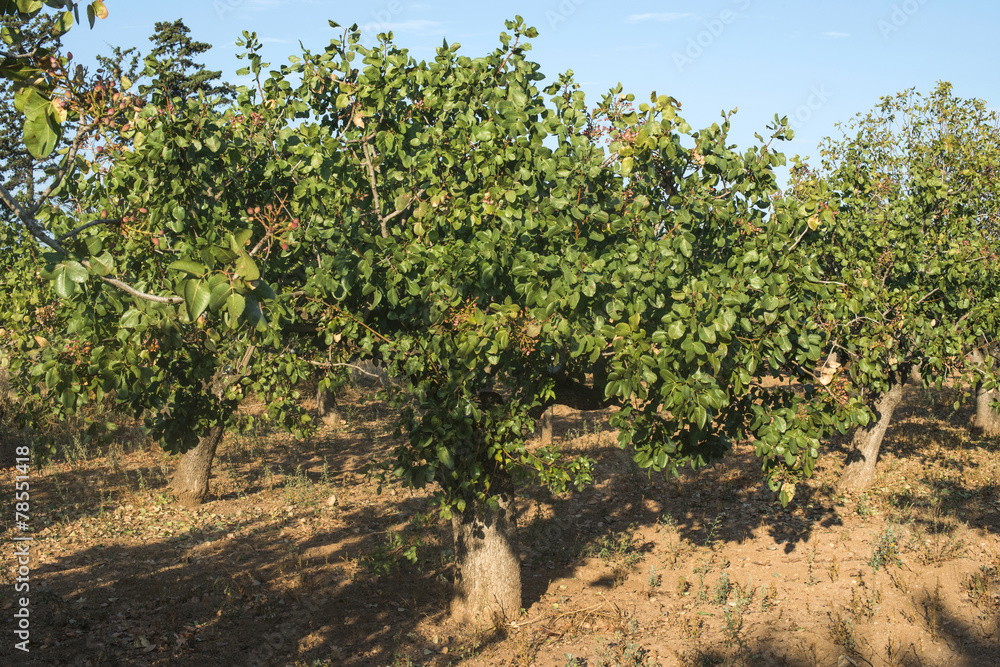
xmin=803 ymin=82 xmax=1000 ymax=489
xmin=0 ymin=25 xmax=334 ymax=503
xmin=4 ymin=11 xmax=843 ymax=624
xmin=253 ymin=19 xmax=842 ymax=622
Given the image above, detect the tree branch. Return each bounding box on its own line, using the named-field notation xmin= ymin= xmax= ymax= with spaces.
xmin=0 ymin=182 xmax=184 ymax=305
xmin=360 ymin=141 xmax=387 ymax=238
xmin=30 ymin=122 xmax=96 ymax=216
xmin=57 ymin=217 xmax=121 ymax=243
xmin=306 ymin=359 xmax=384 ymax=380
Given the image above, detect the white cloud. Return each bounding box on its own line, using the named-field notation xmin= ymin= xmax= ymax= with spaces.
xmin=627 ymin=12 xmax=691 ymax=24
xmin=823 ymin=31 xmax=851 ymax=38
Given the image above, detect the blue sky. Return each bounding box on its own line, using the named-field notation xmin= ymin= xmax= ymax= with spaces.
xmin=63 ymin=1 xmax=1000 ymax=172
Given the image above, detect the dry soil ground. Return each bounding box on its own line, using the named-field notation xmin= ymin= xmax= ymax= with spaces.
xmin=2 ymin=383 xmax=999 ymax=666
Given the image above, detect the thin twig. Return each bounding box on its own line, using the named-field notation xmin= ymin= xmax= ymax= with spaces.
xmin=360 ymin=141 xmax=387 ymax=238
xmin=306 ymin=360 xmax=383 ymax=380
xmin=30 ymin=122 xmax=96 ymax=215
xmin=507 ymin=601 xmax=608 ymax=629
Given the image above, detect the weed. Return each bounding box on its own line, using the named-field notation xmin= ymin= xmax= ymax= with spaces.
xmin=696 ymin=573 xmax=709 ymax=602
xmin=599 ymin=633 xmax=650 ymax=667
xmin=857 ymin=493 xmax=875 ymax=520
xmin=704 ymin=514 xmax=723 ymax=550
xmin=869 ymin=525 xmax=903 ymax=571
xmin=675 ymin=575 xmax=690 ymax=596
xmin=587 ymin=523 xmax=643 ymax=582
xmin=675 ymin=615 xmax=704 ymax=640
xmin=964 ymin=561 xmax=998 ymax=610
xmin=908 ymin=511 xmax=967 ymax=565
xmin=921 ymin=578 xmax=944 ymax=640
xmin=829 ymin=611 xmax=857 ymax=653
xmin=647 ymin=565 xmax=662 ymax=589
xmin=760 ymin=580 xmax=778 ymax=612
xmin=364 ymin=530 xmax=421 ymax=575
xmin=731 ymin=575 xmax=755 ymax=609
xmin=849 ymin=577 xmax=882 ymax=622
xmin=888 ymin=568 xmax=910 ymax=594
xmin=828 ymin=555 xmax=840 ymax=582
xmin=712 ymin=573 xmax=732 ymax=605
xmin=806 ymin=547 xmax=819 ymax=586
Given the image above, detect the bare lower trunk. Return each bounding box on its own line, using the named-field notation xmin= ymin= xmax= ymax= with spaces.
xmin=170 ymin=425 xmax=225 ymax=506
xmin=537 ymin=405 xmax=554 ymax=444
xmin=317 ymin=384 xmax=342 ymax=426
xmin=971 ymin=348 xmax=1000 ymax=437
xmin=975 ymin=384 xmax=1000 ymax=437
xmin=840 ymin=376 xmax=906 ymax=490
xmin=450 ymin=471 xmax=521 ymax=626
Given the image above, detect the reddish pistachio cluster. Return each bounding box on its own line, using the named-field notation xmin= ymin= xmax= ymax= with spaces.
xmin=246 ymin=203 xmax=300 ymax=251
xmin=61 ymin=338 xmax=92 ymax=365
xmin=230 ymin=111 xmax=267 ymax=131
xmin=33 ymin=304 xmax=57 ymax=326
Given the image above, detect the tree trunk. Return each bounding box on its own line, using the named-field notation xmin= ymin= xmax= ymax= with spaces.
xmin=317 ymin=384 xmax=342 ymax=426
xmin=537 ymin=405 xmax=554 ymax=444
xmin=840 ymin=376 xmax=906 ymax=490
xmin=971 ymin=348 xmax=1000 ymax=437
xmin=975 ymin=383 xmax=1000 ymax=437
xmin=450 ymin=471 xmax=521 ymax=626
xmin=170 ymin=425 xmax=225 ymax=506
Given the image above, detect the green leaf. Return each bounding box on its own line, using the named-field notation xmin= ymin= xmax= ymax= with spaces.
xmin=168 ymin=259 xmax=206 ymax=276
xmin=23 ymin=109 xmax=60 ymax=159
xmin=235 ymin=252 xmax=260 ymax=281
xmin=120 ymin=309 xmax=141 ymax=328
xmin=226 ymin=292 xmax=246 ymax=325
xmin=184 ymin=279 xmax=211 ymax=322
xmin=89 ymin=251 xmax=114 ymax=277
xmin=53 ymin=268 xmax=75 ymax=298
xmin=205 ymin=135 xmax=221 ymax=153
xmin=209 ymin=281 xmax=231 ymax=310
xmin=64 ymin=260 xmax=88 ymax=283
xmin=54 ymin=10 xmax=74 ymax=36
xmin=436 ymin=445 xmax=454 ymax=469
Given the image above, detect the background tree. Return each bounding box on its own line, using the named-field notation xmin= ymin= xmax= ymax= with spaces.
xmin=800 ymin=82 xmax=1000 ymax=489
xmin=0 ymin=11 xmax=64 ymax=222
xmin=143 ymin=18 xmax=234 ymax=108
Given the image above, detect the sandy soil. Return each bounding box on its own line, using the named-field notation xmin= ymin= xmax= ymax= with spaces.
xmin=1 ymin=383 xmax=998 ymax=666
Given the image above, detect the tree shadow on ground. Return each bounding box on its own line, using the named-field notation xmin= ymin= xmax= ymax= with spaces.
xmin=3 ymin=385 xmax=999 ymax=665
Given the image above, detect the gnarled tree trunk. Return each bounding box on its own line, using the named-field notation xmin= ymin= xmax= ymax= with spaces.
xmin=450 ymin=470 xmax=521 ymax=626
xmin=971 ymin=348 xmax=1000 ymax=437
xmin=840 ymin=374 xmax=906 ymax=490
xmin=317 ymin=383 xmax=342 ymax=426
xmin=170 ymin=425 xmax=225 ymax=506
xmin=974 ymin=383 xmax=1000 ymax=437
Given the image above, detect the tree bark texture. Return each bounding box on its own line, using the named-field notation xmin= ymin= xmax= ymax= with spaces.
xmin=975 ymin=383 xmax=1000 ymax=437
xmin=450 ymin=471 xmax=522 ymax=626
xmin=840 ymin=376 xmax=906 ymax=491
xmin=170 ymin=425 xmax=225 ymax=506
xmin=316 ymin=384 xmax=342 ymax=426
xmin=971 ymin=348 xmax=1000 ymax=437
